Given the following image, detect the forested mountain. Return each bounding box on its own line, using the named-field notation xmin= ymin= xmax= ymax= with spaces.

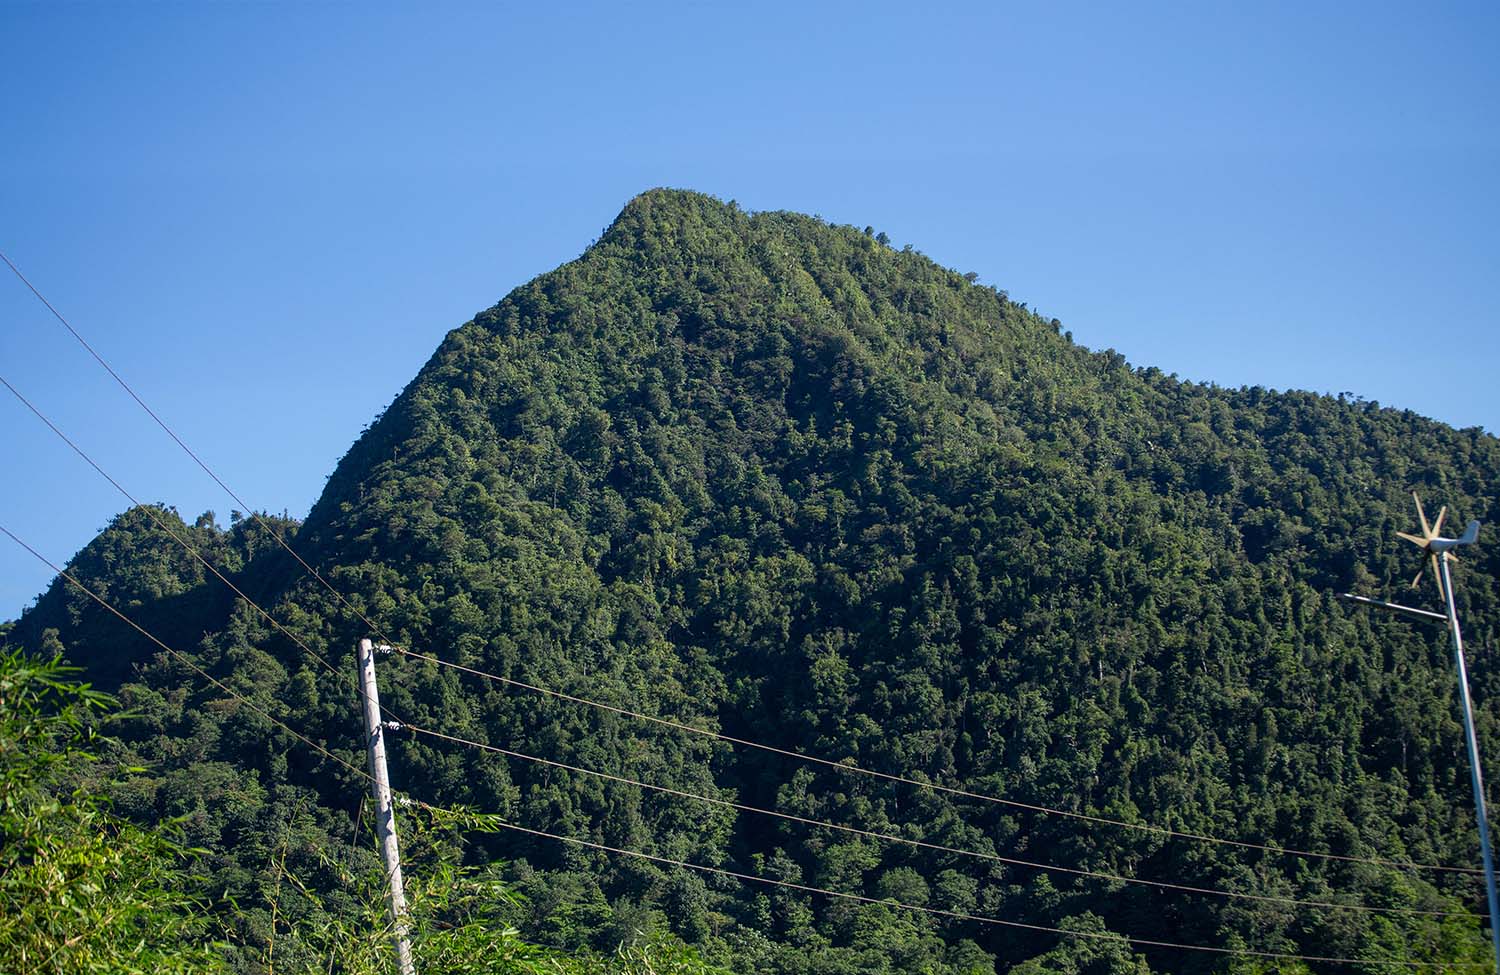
xmin=9 ymin=188 xmax=1500 ymax=974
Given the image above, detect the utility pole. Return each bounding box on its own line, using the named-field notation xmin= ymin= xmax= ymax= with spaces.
xmin=358 ymin=637 xmax=416 ymax=975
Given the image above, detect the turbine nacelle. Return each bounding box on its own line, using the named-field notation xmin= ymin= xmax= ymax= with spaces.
xmin=1431 ymin=521 xmax=1481 ymax=553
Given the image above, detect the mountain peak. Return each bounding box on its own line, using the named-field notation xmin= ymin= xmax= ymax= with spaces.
xmin=596 ymin=187 xmax=748 ymax=251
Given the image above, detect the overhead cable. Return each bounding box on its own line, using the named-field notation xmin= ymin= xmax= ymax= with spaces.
xmin=3 ymin=250 xmax=1479 ymax=879
xmin=0 ymin=520 xmax=371 ymax=787
xmin=0 ymin=373 xmax=403 ymax=725
xmin=405 ymin=721 xmax=1481 ymax=920
xmin=0 ymin=518 xmax=1481 ymax=969
xmin=395 ymin=648 xmax=1483 ymax=876
xmin=2 ymin=250 xmax=401 ymax=657
xmin=489 ymin=818 xmax=1487 ymax=969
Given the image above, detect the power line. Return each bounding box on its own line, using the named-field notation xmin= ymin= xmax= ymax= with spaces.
xmin=1 ymin=249 xmax=399 ymax=656
xmin=0 ymin=520 xmax=372 ymax=788
xmin=404 ymin=721 xmax=1482 ymax=920
xmin=4 ymin=516 xmax=426 ymax=974
xmin=488 ymin=818 xmax=1487 ymax=970
xmin=5 ymin=244 xmax=1476 ymax=882
xmin=4 ymin=518 xmax=432 ymax=973
xmin=2 ymin=514 xmax=1480 ymax=967
xmin=5 ymin=248 xmax=1478 ymax=880
xmin=394 ymin=648 xmax=1483 ymax=877
xmin=0 ymin=372 xmax=403 ymax=726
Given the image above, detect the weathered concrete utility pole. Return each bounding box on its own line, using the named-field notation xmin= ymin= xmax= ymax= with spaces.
xmin=358 ymin=637 xmax=416 ymax=975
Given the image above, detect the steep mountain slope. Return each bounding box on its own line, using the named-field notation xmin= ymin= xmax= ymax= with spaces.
xmin=12 ymin=189 xmax=1500 ymax=973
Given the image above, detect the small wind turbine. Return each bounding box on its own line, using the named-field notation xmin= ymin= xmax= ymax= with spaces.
xmin=1340 ymin=493 xmax=1495 ymax=970
xmin=1396 ymin=492 xmax=1480 ymax=597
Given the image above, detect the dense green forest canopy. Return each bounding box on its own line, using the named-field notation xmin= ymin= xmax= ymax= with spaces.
xmin=8 ymin=189 xmax=1500 ymax=974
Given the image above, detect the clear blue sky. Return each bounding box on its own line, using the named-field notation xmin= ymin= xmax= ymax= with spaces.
xmin=2 ymin=2 xmax=1496 ymax=619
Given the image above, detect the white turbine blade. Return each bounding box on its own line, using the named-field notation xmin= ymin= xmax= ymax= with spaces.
xmin=1414 ymin=492 xmax=1430 ymax=536
xmin=1432 ymin=506 xmax=1447 ymax=537
xmin=1396 ymin=531 xmax=1429 ymax=548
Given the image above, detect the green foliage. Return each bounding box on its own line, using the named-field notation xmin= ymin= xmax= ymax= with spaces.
xmin=250 ymin=801 xmax=725 ymax=975
xmin=0 ymin=649 xmax=230 ymax=974
xmin=0 ymin=649 xmax=724 ymax=975
xmin=10 ymin=189 xmax=1500 ymax=973
xmin=1009 ymin=914 xmax=1151 ymax=975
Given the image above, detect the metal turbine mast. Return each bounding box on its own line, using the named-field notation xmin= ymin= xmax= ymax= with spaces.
xmin=1342 ymin=493 xmax=1493 ymax=968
